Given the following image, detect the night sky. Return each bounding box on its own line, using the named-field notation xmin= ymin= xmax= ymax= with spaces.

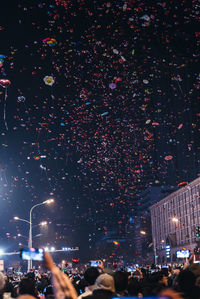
xmin=0 ymin=0 xmax=199 ymax=258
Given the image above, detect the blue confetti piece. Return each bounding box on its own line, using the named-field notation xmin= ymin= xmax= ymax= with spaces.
xmin=101 ymin=112 xmax=109 ymax=116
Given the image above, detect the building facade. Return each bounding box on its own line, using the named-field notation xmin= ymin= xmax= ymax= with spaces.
xmin=126 ymin=186 xmax=176 ymax=264
xmin=150 ymin=177 xmax=200 ymax=263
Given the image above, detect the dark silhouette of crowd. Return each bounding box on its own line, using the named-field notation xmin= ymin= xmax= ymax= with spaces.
xmin=1 ymin=252 xmax=200 ymax=299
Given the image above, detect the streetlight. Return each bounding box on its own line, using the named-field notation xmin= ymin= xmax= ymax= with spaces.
xmin=44 ymin=247 xmax=56 ymax=252
xmin=43 ymin=199 xmax=54 ymax=204
xmin=14 ymin=199 xmax=54 ymax=271
xmin=40 ymin=221 xmax=48 ymax=226
xmin=14 ymin=219 xmax=48 ymax=228
xmin=172 ymin=217 xmax=179 ymax=223
xmin=14 ymin=217 xmax=30 ymax=224
xmin=140 ymin=230 xmax=146 ymax=235
xmin=29 ymin=199 xmax=54 ymax=271
xmin=17 ymin=233 xmax=43 ymax=239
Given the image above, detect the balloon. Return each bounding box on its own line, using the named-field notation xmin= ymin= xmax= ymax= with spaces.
xmin=113 ymin=241 xmax=119 ymax=246
xmin=43 ymin=38 xmax=57 ymax=47
xmin=113 ymin=49 xmax=119 ymax=54
xmin=178 ymin=181 xmax=187 ymax=187
xmin=114 ymin=77 xmax=122 ymax=83
xmin=33 ymin=156 xmax=41 ymax=160
xmin=17 ymin=96 xmax=25 ymax=102
xmin=109 ymin=82 xmax=116 ymax=89
xmin=152 ymin=122 xmax=160 ymax=126
xmin=140 ymin=14 xmax=150 ymax=21
xmin=164 ymin=155 xmax=173 ymax=161
xmin=143 ymin=79 xmax=149 ymax=84
xmin=72 ymin=258 xmax=79 ymax=264
xmin=0 ymin=79 xmax=11 ymax=88
xmin=43 ymin=76 xmax=55 ymax=86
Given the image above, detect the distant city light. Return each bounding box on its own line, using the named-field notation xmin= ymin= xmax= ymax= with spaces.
xmin=62 ymin=247 xmax=71 ymax=251
xmin=172 ymin=217 xmax=179 ymax=223
xmin=140 ymin=230 xmax=146 ymax=235
xmin=40 ymin=221 xmax=48 ymax=226
xmin=44 ymin=198 xmax=54 ymax=204
xmin=62 ymin=246 xmax=79 ymax=251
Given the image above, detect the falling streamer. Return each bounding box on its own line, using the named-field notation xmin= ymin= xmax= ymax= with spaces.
xmin=4 ymin=88 xmax=8 ymax=131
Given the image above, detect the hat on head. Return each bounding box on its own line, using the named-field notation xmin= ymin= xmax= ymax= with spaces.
xmin=93 ymin=273 xmax=115 ymax=293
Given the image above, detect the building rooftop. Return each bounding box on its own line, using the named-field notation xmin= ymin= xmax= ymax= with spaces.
xmin=149 ymin=177 xmax=200 ymax=210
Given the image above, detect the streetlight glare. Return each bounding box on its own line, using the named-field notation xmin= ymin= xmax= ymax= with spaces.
xmin=140 ymin=230 xmax=146 ymax=235
xmin=0 ymin=249 xmax=4 ymax=255
xmin=14 ymin=217 xmax=19 ymax=220
xmin=40 ymin=221 xmax=48 ymax=226
xmin=44 ymin=198 xmax=54 ymax=204
xmin=172 ymin=217 xmax=179 ymax=223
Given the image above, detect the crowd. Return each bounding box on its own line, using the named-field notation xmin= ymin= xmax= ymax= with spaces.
xmin=1 ymin=252 xmax=200 ymax=299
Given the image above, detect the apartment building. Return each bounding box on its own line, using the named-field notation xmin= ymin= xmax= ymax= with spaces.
xmin=150 ymin=177 xmax=200 ymax=263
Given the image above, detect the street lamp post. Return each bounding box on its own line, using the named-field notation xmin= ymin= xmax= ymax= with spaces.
xmin=14 ymin=199 xmax=54 ymax=272
xmin=14 ymin=217 xmax=30 ymax=225
xmin=29 ymin=199 xmax=54 ymax=271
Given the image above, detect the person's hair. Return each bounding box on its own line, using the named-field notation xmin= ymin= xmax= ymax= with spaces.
xmin=149 ymin=272 xmax=165 ymax=284
xmin=84 ymin=267 xmax=99 ymax=286
xmin=177 ymin=269 xmax=196 ymax=291
xmin=113 ymin=271 xmax=128 ymax=293
xmin=44 ymin=285 xmax=54 ymax=299
xmin=26 ymin=272 xmax=35 ymax=280
xmin=4 ymin=278 xmax=13 ymax=293
xmin=19 ymin=278 xmax=37 ymax=297
xmin=190 ymin=264 xmax=200 ymax=278
xmin=127 ymin=277 xmax=141 ymax=296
